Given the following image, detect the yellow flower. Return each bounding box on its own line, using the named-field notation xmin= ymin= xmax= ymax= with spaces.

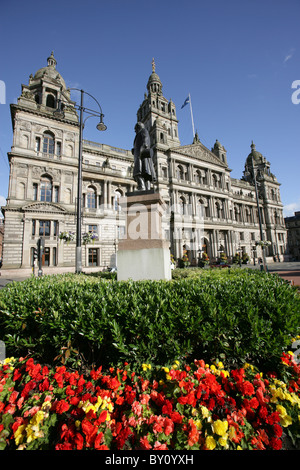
xmin=280 ymin=415 xmax=293 ymax=427
xmin=4 ymin=357 xmax=15 ymax=365
xmin=237 ymin=445 xmax=242 ymax=450
xmin=14 ymin=424 xmax=26 ymax=446
xmin=162 ymin=367 xmax=169 ymax=373
xmin=201 ymin=406 xmax=209 ymax=418
xmin=217 ymin=361 xmax=224 ymax=369
xmin=276 ymin=404 xmax=287 ymax=417
xmin=210 ymin=364 xmax=216 ymax=372
xmin=31 ymin=410 xmax=44 ymax=426
xmin=220 ymin=370 xmax=229 ymax=378
xmin=142 ymin=363 xmax=151 ymax=371
xmin=75 ymin=420 xmax=81 ymax=429
xmin=194 ymin=420 xmax=202 ymax=430
xmin=218 ymin=435 xmax=228 ymax=448
xmin=212 ymin=419 xmax=228 ymax=436
xmin=205 ymin=435 xmax=216 ymax=450
xmin=229 ymin=426 xmax=237 ymax=441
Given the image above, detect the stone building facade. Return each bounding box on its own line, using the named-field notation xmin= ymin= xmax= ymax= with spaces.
xmin=1 ymin=53 xmax=287 ymax=270
xmin=285 ymin=212 xmax=300 ymax=261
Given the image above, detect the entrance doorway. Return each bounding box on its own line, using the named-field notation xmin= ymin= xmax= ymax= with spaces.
xmin=42 ymin=247 xmax=50 ymax=266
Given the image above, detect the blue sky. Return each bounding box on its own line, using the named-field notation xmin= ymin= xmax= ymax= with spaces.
xmin=0 ymin=0 xmax=299 ymax=216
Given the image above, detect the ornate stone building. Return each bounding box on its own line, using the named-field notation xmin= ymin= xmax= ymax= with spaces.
xmin=1 ymin=53 xmax=287 ymax=270
xmin=285 ymin=212 xmax=300 ymax=261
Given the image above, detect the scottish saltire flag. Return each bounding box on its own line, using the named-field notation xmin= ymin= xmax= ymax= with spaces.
xmin=181 ymin=96 xmax=190 ymax=109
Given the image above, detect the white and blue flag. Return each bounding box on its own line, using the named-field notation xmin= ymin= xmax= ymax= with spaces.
xmin=181 ymin=96 xmax=190 ymax=109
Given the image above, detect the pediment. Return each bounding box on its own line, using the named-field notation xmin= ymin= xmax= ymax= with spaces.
xmin=171 ymin=143 xmax=227 ymax=167
xmin=22 ymin=202 xmax=67 ymax=213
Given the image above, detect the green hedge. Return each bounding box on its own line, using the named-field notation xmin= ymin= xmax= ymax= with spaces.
xmin=0 ymin=269 xmax=299 ymax=372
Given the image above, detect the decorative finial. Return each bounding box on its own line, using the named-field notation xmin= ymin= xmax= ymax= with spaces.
xmin=152 ymin=57 xmax=156 ymax=73
xmin=47 ymin=51 xmax=57 ymax=68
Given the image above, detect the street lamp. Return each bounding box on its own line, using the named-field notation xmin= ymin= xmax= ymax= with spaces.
xmin=67 ymin=89 xmax=107 ymax=274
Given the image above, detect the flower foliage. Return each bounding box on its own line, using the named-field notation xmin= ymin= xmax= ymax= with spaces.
xmin=1 ymin=353 xmax=300 ymax=450
xmin=59 ymin=231 xmax=75 ymax=244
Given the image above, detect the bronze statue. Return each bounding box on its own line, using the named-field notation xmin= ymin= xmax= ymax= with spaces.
xmin=132 ymin=122 xmax=156 ymax=191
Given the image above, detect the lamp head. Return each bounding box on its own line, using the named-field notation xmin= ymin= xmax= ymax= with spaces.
xmin=96 ymin=114 xmax=107 ymax=131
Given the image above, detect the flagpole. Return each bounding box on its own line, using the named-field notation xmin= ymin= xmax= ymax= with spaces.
xmin=189 ymin=93 xmax=195 ymax=138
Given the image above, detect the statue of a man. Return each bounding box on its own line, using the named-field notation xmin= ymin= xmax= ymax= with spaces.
xmin=132 ymin=122 xmax=156 ymax=191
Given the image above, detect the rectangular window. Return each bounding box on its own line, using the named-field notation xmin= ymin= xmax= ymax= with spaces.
xmin=88 ymin=225 xmax=98 ymax=234
xmin=54 ymin=186 xmax=59 ymax=203
xmin=40 ymin=181 xmax=52 ymax=202
xmin=35 ymin=137 xmax=40 ymax=152
xmin=43 ymin=135 xmax=55 ymax=155
xmin=32 ymin=219 xmax=36 ymax=236
xmin=39 ymin=220 xmax=50 ymax=237
xmin=33 ymin=183 xmax=38 ymax=201
xmin=88 ymin=248 xmax=98 ymax=267
xmin=56 ymin=142 xmax=61 ymax=157
xmin=87 ymin=192 xmax=96 ymax=209
xmin=52 ymin=247 xmax=57 ymax=266
xmin=53 ymin=221 xmax=58 ymax=236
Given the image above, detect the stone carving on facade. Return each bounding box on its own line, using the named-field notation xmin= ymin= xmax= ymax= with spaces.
xmin=22 ymin=201 xmax=66 ymax=213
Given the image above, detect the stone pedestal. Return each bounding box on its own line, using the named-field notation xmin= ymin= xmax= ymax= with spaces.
xmin=117 ymin=191 xmax=171 ymax=281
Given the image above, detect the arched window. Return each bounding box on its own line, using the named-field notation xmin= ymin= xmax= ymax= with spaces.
xmin=46 ymin=94 xmax=55 ymax=108
xmin=212 ymin=174 xmax=218 ymax=188
xmin=179 ymin=196 xmax=186 ymax=215
xmin=177 ymin=165 xmax=185 ymax=181
xmin=114 ymin=190 xmax=122 ymax=211
xmin=65 ymin=188 xmax=71 ymax=205
xmin=87 ymin=186 xmax=96 ymax=209
xmin=43 ymin=132 xmax=55 ymax=155
xmin=40 ymin=175 xmax=52 ymax=202
xmin=17 ymin=182 xmax=26 ymax=200
xmin=215 ymin=202 xmax=221 ymax=218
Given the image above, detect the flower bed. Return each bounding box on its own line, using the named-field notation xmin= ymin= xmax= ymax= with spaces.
xmin=1 ymin=353 xmax=300 ymax=450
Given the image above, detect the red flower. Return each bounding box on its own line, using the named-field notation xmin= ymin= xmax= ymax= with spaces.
xmin=9 ymin=391 xmax=18 ymax=404
xmin=154 ymin=441 xmax=168 ymax=450
xmin=266 ymin=411 xmax=280 ymax=425
xmin=39 ymin=377 xmax=50 ymax=392
xmin=162 ymin=400 xmax=173 ymax=415
xmin=240 ymin=381 xmax=255 ymax=396
xmin=273 ymin=424 xmax=283 ymax=438
xmin=96 ymin=410 xmax=108 ymax=424
xmin=74 ymin=432 xmax=84 ymax=450
xmin=164 ymin=417 xmax=174 ymax=436
xmin=140 ymin=435 xmax=152 ymax=449
xmin=82 ymin=419 xmax=98 ymax=447
xmin=55 ymin=400 xmax=70 ymax=414
xmin=13 ymin=368 xmax=22 ymax=382
xmin=258 ymin=406 xmax=268 ymax=420
xmin=269 ymin=437 xmax=282 ymax=450
xmin=170 ymin=411 xmax=183 ymax=424
xmin=55 ymin=443 xmax=73 ymax=450
xmin=94 ymin=432 xmax=104 ymax=449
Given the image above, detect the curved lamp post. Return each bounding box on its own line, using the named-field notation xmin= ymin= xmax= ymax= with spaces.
xmin=66 ymin=89 xmax=107 ymax=274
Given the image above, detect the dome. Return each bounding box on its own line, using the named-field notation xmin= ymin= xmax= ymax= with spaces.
xmin=147 ymin=58 xmax=162 ymax=94
xmin=246 ymin=141 xmax=263 ymax=165
xmin=33 ymin=52 xmax=67 ymax=90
